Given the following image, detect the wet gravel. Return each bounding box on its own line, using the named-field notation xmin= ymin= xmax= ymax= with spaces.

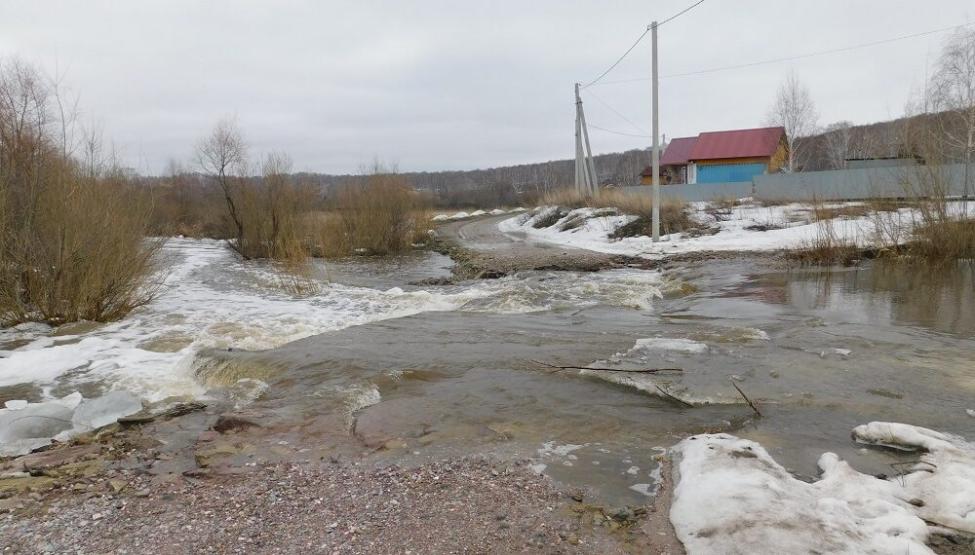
xmin=1 ymin=458 xmax=645 ymax=554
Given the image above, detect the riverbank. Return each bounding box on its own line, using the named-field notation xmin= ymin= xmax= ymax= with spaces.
xmin=0 ymin=420 xmax=680 ymax=554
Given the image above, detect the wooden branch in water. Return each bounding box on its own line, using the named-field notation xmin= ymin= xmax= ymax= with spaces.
xmin=731 ymin=381 xmax=762 ymax=417
xmin=530 ymin=360 xmax=682 ymax=374
xmin=118 ymin=402 xmax=206 ymax=425
xmin=654 ymin=385 xmax=695 ymax=408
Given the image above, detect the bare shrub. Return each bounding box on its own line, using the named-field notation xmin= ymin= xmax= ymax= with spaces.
xmin=0 ymin=59 xmax=160 ymax=325
xmin=790 ymin=216 xmax=861 ymax=266
xmin=196 ymin=121 xmax=316 ymax=262
xmin=147 ymin=161 xmax=230 ymax=238
xmin=316 ymin=165 xmax=431 ymax=256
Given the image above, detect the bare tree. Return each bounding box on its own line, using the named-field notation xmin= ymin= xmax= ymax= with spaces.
xmin=196 ymin=117 xmax=247 ymax=251
xmin=767 ymin=72 xmax=818 ymax=172
xmin=822 ymin=121 xmax=852 ymax=169
xmin=930 ymin=28 xmax=975 ymax=201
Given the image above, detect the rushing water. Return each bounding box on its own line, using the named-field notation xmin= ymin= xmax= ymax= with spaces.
xmin=2 ymin=239 xmax=974 ymax=505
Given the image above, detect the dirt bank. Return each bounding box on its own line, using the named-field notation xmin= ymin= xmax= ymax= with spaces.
xmin=0 ymin=407 xmax=682 ymax=554
xmin=435 ymin=215 xmax=638 ymax=277
xmin=434 ymin=214 xmax=787 ymax=278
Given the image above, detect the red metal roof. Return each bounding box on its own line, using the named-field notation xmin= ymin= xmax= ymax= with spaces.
xmin=660 ymin=136 xmax=697 ymax=166
xmin=688 ymin=126 xmax=784 ymax=161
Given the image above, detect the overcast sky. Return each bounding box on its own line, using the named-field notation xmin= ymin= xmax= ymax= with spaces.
xmin=1 ymin=1 xmax=972 ymax=175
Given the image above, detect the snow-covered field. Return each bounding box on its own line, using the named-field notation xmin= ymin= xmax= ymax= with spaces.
xmin=671 ymin=423 xmax=975 ymax=554
xmin=499 ymin=200 xmax=975 ymax=258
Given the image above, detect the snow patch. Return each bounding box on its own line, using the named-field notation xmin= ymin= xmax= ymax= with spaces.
xmin=671 ymin=422 xmax=975 ymax=554
xmin=853 ymin=422 xmax=975 ymax=534
xmin=498 ymin=200 xmax=975 ymax=259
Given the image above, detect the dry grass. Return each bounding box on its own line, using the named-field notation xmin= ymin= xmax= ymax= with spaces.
xmin=810 ymin=203 xmax=872 ymax=221
xmin=790 ymin=216 xmax=862 ymax=266
xmin=540 ymin=188 xmax=697 ymax=238
xmin=0 ymin=59 xmax=160 ymax=325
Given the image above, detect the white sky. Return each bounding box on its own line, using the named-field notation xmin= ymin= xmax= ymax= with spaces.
xmin=1 ymin=1 xmax=972 ymax=175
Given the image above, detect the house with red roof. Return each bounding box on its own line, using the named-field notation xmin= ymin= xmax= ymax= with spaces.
xmin=641 ymin=126 xmax=787 ymax=185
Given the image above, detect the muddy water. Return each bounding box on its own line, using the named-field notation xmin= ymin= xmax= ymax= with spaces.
xmin=197 ymin=256 xmax=975 ymax=506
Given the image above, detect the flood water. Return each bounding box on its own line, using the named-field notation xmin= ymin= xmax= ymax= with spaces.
xmin=2 ymin=240 xmax=974 ymax=506
xmin=199 ymin=252 xmax=975 ymax=505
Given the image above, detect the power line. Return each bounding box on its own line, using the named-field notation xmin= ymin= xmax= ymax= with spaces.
xmin=592 ymin=21 xmax=975 ymax=86
xmin=587 ymin=123 xmax=651 ymax=138
xmin=580 ymin=0 xmax=707 ymax=89
xmin=586 ymin=90 xmax=650 ymax=135
xmin=658 ymin=0 xmax=705 ymax=27
xmin=581 ymin=26 xmax=651 ymax=89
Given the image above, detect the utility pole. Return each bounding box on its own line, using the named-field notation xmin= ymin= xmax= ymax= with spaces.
xmin=574 ymin=83 xmax=585 ymax=196
xmin=574 ymin=83 xmax=597 ymax=197
xmin=650 ymin=21 xmax=660 ymax=242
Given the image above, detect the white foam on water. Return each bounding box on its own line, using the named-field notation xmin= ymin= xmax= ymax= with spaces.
xmin=538 ymin=441 xmax=586 ymax=458
xmin=0 ymin=239 xmax=665 ymax=404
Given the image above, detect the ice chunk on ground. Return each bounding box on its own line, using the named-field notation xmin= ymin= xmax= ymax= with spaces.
xmin=489 ymin=208 xmax=507 ymax=215
xmin=431 ymin=214 xmax=450 ymax=221
xmin=853 ymin=422 xmax=975 ymax=534
xmin=0 ymin=394 xmax=77 ymax=457
xmin=4 ymin=400 xmax=28 ymax=410
xmin=671 ymin=432 xmax=933 ymax=554
xmin=0 ymin=391 xmax=142 ymax=457
xmin=469 ymin=210 xmax=487 ymax=216
xmin=70 ymin=390 xmax=143 ymax=431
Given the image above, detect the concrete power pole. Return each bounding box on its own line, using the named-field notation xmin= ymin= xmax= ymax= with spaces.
xmin=650 ymin=21 xmax=660 ymax=242
xmin=574 ymin=83 xmax=598 ymax=197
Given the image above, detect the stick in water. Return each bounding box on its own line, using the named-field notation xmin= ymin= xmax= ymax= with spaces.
xmin=731 ymin=381 xmax=762 ymax=417
xmin=655 ymin=385 xmax=695 ymax=408
xmin=530 ymin=360 xmax=682 ymax=374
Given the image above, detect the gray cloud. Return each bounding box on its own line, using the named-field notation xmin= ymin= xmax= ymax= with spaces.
xmin=2 ymin=0 xmax=972 ymax=174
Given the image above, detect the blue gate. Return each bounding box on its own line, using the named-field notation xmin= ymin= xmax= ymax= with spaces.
xmin=697 ymin=163 xmax=766 ymax=183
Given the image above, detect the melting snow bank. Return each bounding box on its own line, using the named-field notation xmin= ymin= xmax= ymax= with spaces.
xmin=0 ymin=392 xmax=142 ymax=457
xmin=670 ymin=422 xmax=975 ymax=554
xmin=499 ymin=201 xmax=975 ymax=259
xmin=431 ymin=207 xmax=521 ymax=221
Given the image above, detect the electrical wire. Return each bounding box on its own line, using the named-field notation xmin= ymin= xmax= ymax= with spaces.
xmin=580 ymin=0 xmax=707 ymax=88
xmin=592 ymin=21 xmax=975 ymax=86
xmin=580 ymin=26 xmax=651 ymax=89
xmin=658 ymin=0 xmax=706 ymax=27
xmin=586 ymin=90 xmax=650 ymax=135
xmin=587 ymin=123 xmax=651 ymax=138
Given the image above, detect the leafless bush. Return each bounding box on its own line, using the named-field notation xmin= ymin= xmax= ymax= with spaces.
xmin=196 ymin=120 xmax=318 ymax=262
xmin=147 ymin=161 xmax=230 ymax=238
xmin=0 ymin=59 xmax=160 ymax=325
xmin=313 ymin=164 xmax=432 ymax=256
xmin=790 ymin=215 xmax=861 ymax=266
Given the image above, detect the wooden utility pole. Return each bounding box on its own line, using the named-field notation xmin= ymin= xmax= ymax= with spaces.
xmin=650 ymin=21 xmax=660 ymax=242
